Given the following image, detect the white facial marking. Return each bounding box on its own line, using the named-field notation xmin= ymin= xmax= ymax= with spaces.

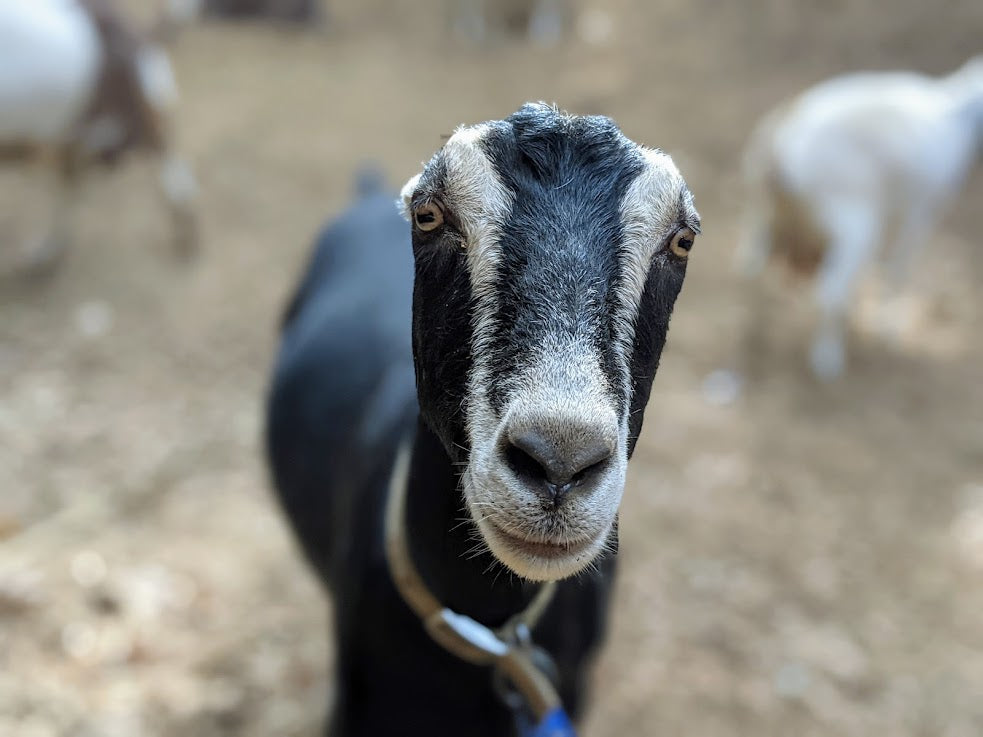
xmin=398 ymin=173 xmax=421 ymax=219
xmin=420 ymin=124 xmax=513 ymax=449
xmin=441 ymin=123 xmax=513 ymax=299
xmin=613 ymin=148 xmax=691 ymax=398
xmin=468 ymin=339 xmax=627 ymax=581
xmin=402 ymin=125 xmax=513 ymax=521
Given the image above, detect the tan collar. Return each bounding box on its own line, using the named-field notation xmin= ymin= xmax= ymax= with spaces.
xmin=384 ymin=438 xmax=562 ymax=720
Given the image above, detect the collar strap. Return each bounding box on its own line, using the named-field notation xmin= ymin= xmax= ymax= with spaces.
xmin=384 ymin=438 xmax=561 ymax=719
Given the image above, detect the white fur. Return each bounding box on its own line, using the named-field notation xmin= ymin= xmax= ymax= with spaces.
xmin=1 ymin=0 xmax=198 ymax=267
xmin=0 ymin=0 xmax=103 ymax=142
xmin=740 ymin=57 xmax=983 ymax=380
xmin=472 ymin=344 xmax=626 ymax=581
xmin=165 ymin=0 xmax=204 ymax=26
xmin=135 ymin=45 xmax=179 ymax=113
xmin=616 ymin=147 xmax=693 ymax=395
xmin=432 ymin=126 xmax=530 ymax=571
xmin=442 ymin=124 xmax=514 ymax=304
xmin=452 ymin=0 xmax=571 ymax=44
xmin=160 ymin=154 xmax=199 ymax=206
xmin=398 ymin=173 xmax=422 ymax=218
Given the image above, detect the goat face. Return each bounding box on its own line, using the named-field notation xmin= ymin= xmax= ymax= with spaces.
xmin=402 ymin=103 xmax=699 ymax=582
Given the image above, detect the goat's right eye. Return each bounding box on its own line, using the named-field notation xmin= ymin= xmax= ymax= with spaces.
xmin=413 ymin=202 xmax=445 ymax=232
xmin=668 ymin=226 xmax=697 ymax=259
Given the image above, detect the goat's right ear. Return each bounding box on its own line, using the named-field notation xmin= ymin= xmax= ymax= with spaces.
xmin=398 ymin=173 xmax=422 ymax=221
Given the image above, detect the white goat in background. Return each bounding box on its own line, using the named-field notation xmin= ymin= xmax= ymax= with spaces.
xmin=737 ymin=56 xmax=983 ymax=380
xmin=451 ymin=0 xmax=573 ymax=45
xmin=0 ymin=0 xmax=199 ymax=274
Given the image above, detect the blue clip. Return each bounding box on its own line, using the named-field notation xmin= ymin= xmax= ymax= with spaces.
xmin=528 ymin=707 xmax=576 ymax=737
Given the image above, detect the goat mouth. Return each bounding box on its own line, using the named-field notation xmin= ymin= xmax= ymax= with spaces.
xmin=484 ymin=521 xmax=593 ymax=560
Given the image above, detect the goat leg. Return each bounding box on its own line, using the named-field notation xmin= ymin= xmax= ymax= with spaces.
xmin=158 ymin=150 xmax=199 ymax=258
xmin=18 ymin=149 xmax=79 ymax=277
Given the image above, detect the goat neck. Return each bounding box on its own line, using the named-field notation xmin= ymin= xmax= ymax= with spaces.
xmin=403 ymin=419 xmax=542 ymax=626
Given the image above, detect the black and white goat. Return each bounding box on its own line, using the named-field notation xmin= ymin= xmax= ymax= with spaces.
xmin=265 ymin=103 xmax=699 ymax=736
xmin=0 ymin=0 xmax=198 ymax=273
xmin=737 ymin=56 xmax=983 ymax=379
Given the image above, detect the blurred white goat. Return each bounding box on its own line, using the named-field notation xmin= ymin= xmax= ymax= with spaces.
xmin=451 ymin=0 xmax=573 ymax=45
xmin=0 ymin=0 xmax=199 ymax=274
xmin=737 ymin=56 xmax=983 ymax=380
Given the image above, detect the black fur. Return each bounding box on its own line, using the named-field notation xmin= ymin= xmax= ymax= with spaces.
xmin=626 ymin=253 xmax=687 ymax=453
xmin=480 ymin=107 xmax=645 ymax=415
xmin=265 ymin=105 xmax=694 ymax=737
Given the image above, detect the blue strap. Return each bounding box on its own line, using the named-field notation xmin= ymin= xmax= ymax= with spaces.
xmin=527 ymin=707 xmax=576 ymax=737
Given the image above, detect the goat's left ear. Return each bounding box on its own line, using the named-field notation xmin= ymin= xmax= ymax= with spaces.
xmin=398 ymin=173 xmax=422 ymax=221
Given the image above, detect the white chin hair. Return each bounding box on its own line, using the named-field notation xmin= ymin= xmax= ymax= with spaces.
xmin=474 ymin=514 xmax=608 ymax=582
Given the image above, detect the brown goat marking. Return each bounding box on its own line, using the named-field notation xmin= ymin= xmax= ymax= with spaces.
xmin=203 ymin=0 xmax=319 ymax=21
xmin=72 ymin=0 xmax=167 ymax=167
xmin=765 ymin=167 xmax=829 ymax=280
xmin=0 ymin=143 xmax=83 ymax=183
xmin=0 ymin=143 xmax=44 ymax=164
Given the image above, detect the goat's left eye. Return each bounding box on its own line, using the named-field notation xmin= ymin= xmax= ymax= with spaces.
xmin=668 ymin=227 xmax=696 ymax=259
xmin=413 ymin=202 xmax=444 ymax=232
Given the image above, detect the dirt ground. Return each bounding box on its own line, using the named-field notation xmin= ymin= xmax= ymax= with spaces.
xmin=1 ymin=1 xmax=982 ymax=735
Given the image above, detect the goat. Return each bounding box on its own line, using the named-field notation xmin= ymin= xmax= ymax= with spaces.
xmin=0 ymin=0 xmax=199 ymax=274
xmin=451 ymin=0 xmax=573 ymax=45
xmin=265 ymin=103 xmax=699 ymax=736
xmin=736 ymin=56 xmax=983 ymax=380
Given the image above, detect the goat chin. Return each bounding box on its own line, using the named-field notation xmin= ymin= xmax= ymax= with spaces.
xmin=462 ymin=465 xmax=620 ymax=582
xmin=476 ymin=514 xmax=612 ymax=582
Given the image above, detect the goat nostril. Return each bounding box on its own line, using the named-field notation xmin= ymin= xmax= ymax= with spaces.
xmin=504 ymin=440 xmax=552 ymax=485
xmin=571 ymin=456 xmax=608 ymax=485
xmin=505 ymin=427 xmax=614 ymax=497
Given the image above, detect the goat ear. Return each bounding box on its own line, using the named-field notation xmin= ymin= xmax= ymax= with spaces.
xmin=398 ymin=173 xmax=422 ymax=221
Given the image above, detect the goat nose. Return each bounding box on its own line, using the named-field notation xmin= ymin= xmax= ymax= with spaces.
xmin=504 ymin=424 xmax=614 ymax=502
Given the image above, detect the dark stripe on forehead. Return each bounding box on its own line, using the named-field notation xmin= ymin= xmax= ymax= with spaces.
xmin=480 ymin=105 xmax=645 ymax=192
xmin=475 ymin=106 xmax=646 ymax=413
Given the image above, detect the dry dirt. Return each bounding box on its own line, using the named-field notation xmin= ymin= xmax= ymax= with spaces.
xmin=1 ymin=1 xmax=982 ymax=735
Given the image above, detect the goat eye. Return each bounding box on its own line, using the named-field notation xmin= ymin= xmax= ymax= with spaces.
xmin=668 ymin=227 xmax=696 ymax=259
xmin=413 ymin=202 xmax=444 ymax=232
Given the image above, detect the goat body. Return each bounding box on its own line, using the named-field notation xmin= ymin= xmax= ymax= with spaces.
xmin=266 ymin=105 xmax=698 ymax=735
xmin=739 ymin=57 xmax=983 ymax=379
xmin=0 ymin=0 xmax=198 ymax=272
xmin=268 ymin=180 xmax=573 ymax=736
xmin=0 ymin=0 xmax=101 ymax=144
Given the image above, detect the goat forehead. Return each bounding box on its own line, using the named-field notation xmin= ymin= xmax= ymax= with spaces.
xmin=433 ymin=115 xmax=693 ymax=248
xmin=449 ymin=116 xmax=690 ymax=414
xmin=427 ymin=112 xmax=696 ymax=328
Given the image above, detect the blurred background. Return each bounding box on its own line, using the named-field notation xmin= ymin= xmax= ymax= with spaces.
xmin=1 ymin=1 xmax=981 ymax=735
